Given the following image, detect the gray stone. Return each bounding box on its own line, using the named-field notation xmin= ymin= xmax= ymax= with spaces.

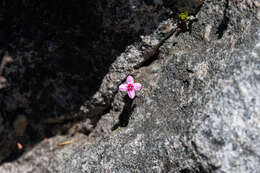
xmin=0 ymin=134 xmax=90 ymax=173
xmin=63 ymin=0 xmax=260 ymax=173
xmin=0 ymin=0 xmax=172 ymax=162
xmin=0 ymin=0 xmax=260 ymax=172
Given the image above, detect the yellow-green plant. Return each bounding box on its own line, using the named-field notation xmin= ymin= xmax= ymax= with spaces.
xmin=178 ymin=11 xmax=189 ymax=21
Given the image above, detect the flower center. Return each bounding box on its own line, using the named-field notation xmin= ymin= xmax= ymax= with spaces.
xmin=127 ymin=84 xmax=134 ymax=91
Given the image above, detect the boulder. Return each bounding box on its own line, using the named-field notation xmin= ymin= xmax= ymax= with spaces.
xmin=0 ymin=0 xmax=259 ymax=172
xmin=63 ymin=0 xmax=260 ymax=173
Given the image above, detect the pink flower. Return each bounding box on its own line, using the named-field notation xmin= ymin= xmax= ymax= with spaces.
xmin=119 ymin=76 xmax=142 ymax=99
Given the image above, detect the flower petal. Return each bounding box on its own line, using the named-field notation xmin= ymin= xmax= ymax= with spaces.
xmin=126 ymin=76 xmax=134 ymax=84
xmin=128 ymin=90 xmax=135 ymax=99
xmin=119 ymin=84 xmax=128 ymax=91
xmin=133 ymin=83 xmax=142 ymax=91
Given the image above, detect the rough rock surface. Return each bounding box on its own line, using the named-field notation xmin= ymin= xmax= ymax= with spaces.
xmin=63 ymin=0 xmax=260 ymax=173
xmin=0 ymin=0 xmax=260 ymax=173
xmin=0 ymin=0 xmax=171 ymax=162
xmin=0 ymin=133 xmax=89 ymax=173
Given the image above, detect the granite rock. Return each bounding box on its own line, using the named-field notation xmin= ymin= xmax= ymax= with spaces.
xmin=0 ymin=0 xmax=171 ymax=162
xmin=63 ymin=0 xmax=260 ymax=173
xmin=0 ymin=0 xmax=260 ymax=173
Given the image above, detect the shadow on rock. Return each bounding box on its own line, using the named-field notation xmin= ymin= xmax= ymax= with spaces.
xmin=112 ymin=95 xmax=136 ymax=130
xmin=0 ymin=0 xmax=162 ymax=163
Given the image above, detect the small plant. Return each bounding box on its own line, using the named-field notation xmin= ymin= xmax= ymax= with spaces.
xmin=178 ymin=11 xmax=189 ymax=21
xmin=119 ymin=76 xmax=142 ymax=99
xmin=177 ymin=11 xmax=198 ymax=33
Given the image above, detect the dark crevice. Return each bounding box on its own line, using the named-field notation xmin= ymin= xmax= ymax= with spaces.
xmin=183 ymin=79 xmax=190 ymax=88
xmin=176 ymin=17 xmax=198 ymax=36
xmin=137 ymin=50 xmax=160 ymax=68
xmin=0 ymin=0 xmax=153 ymax=163
xmin=135 ymin=28 xmax=178 ymax=69
xmin=180 ymin=169 xmax=194 ymax=173
xmin=180 ymin=165 xmax=209 ymax=173
xmin=216 ymin=0 xmax=230 ymax=39
xmin=0 ymin=143 xmax=23 ymax=163
xmin=163 ymin=0 xmax=204 ymax=15
xmin=111 ymin=96 xmax=135 ymax=131
xmin=186 ymin=68 xmax=194 ymax=73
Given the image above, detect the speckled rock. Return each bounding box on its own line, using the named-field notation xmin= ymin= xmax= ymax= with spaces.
xmin=1 ymin=0 xmax=259 ymax=172
xmin=0 ymin=0 xmax=173 ymax=162
xmin=0 ymin=133 xmax=89 ymax=173
xmin=63 ymin=0 xmax=260 ymax=173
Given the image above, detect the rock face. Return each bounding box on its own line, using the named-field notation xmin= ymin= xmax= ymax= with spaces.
xmin=0 ymin=0 xmax=170 ymax=163
xmin=191 ymin=34 xmax=260 ymax=172
xmin=0 ymin=0 xmax=260 ymax=172
xmin=0 ymin=0 xmax=171 ymax=162
xmin=63 ymin=0 xmax=260 ymax=173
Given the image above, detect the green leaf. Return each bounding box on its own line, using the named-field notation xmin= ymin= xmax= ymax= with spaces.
xmin=178 ymin=11 xmax=189 ymax=20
